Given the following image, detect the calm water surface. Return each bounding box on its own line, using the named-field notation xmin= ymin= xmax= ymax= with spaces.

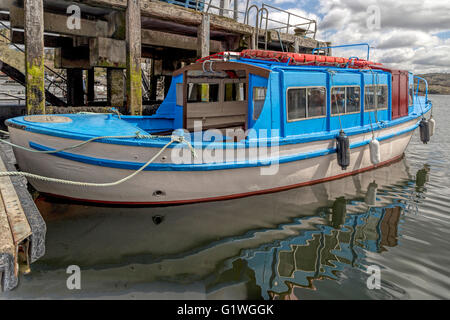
xmin=2 ymin=95 xmax=450 ymax=299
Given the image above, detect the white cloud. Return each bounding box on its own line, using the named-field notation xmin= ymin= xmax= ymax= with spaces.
xmin=308 ymin=0 xmax=450 ymax=73
xmin=208 ymin=0 xmax=450 ymax=73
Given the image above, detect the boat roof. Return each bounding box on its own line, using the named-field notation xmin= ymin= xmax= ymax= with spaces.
xmin=173 ymin=57 xmax=394 ymax=78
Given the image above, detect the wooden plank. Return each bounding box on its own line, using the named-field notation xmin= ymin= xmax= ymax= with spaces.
xmin=0 ymin=145 xmax=46 ymax=265
xmin=11 ymin=30 xmax=72 ymax=48
xmin=0 ymin=159 xmax=32 ymax=248
xmin=0 ymin=196 xmax=15 ymax=262
xmin=141 ymin=29 xmax=224 ymax=53
xmin=76 ymin=0 xmax=255 ymax=34
xmin=24 ymin=0 xmax=45 ymax=115
xmin=0 ymin=196 xmax=17 ymax=291
xmin=174 ymin=61 xmax=271 ymax=78
xmin=125 ymin=0 xmax=142 ymax=115
xmin=197 ymin=13 xmax=210 ymax=58
xmin=10 ymin=5 xmax=111 ymax=38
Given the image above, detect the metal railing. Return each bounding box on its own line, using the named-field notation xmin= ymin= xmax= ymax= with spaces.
xmin=260 ymin=3 xmax=316 ymax=38
xmin=313 ymin=43 xmax=370 ymax=59
xmin=0 ymin=22 xmax=67 ymax=100
xmin=0 ymin=92 xmax=25 ymax=105
xmin=160 ymin=0 xmax=317 ymax=39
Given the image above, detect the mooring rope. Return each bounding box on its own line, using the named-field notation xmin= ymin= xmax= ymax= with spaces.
xmin=0 ymin=130 xmax=170 ymax=153
xmin=0 ymin=132 xmax=196 ymax=187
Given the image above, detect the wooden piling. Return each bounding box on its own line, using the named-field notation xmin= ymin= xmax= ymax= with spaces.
xmin=197 ymin=13 xmax=210 ymax=59
xmin=125 ymin=0 xmax=143 ymax=116
xmin=24 ymin=0 xmax=45 ymax=115
xmin=107 ymin=68 xmax=125 ymax=108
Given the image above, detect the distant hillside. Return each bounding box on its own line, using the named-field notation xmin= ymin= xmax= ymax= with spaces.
xmin=416 ymin=73 xmax=450 ymax=95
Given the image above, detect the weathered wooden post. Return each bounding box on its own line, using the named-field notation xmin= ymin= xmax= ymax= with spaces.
xmin=24 ymin=0 xmax=45 ymax=114
xmin=125 ymin=0 xmax=142 ymax=115
xmin=197 ymin=13 xmax=210 ymax=58
xmin=107 ymin=69 xmax=125 ymax=108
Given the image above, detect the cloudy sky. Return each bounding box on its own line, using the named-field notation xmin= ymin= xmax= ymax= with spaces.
xmin=212 ymin=0 xmax=450 ymax=74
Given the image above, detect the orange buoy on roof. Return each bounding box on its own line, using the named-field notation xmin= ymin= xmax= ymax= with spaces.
xmin=196 ymin=50 xmax=383 ymax=70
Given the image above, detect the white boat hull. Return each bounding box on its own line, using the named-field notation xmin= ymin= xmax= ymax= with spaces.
xmin=8 ymin=120 xmax=416 ymax=204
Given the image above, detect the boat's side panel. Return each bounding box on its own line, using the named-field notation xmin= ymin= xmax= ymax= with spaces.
xmin=8 ymin=117 xmax=417 ymax=169
xmin=9 ymin=127 xmax=414 ymax=204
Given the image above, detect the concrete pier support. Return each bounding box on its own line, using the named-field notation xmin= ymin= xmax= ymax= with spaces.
xmin=125 ymin=0 xmax=142 ymax=115
xmin=66 ymin=69 xmax=85 ymax=106
xmin=24 ymin=0 xmax=45 ymax=114
xmin=197 ymin=13 xmax=210 ymax=58
xmin=107 ymin=69 xmax=125 ymax=108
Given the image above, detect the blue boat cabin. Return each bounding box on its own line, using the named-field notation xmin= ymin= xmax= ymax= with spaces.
xmin=133 ymin=58 xmax=416 ymax=141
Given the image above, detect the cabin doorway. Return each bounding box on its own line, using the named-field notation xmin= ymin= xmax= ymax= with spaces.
xmin=183 ymin=70 xmax=248 ymax=134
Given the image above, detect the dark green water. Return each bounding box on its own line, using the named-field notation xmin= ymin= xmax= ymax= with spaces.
xmin=2 ymin=95 xmax=449 ymax=299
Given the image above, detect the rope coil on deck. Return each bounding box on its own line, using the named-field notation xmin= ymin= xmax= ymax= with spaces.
xmin=0 ymin=131 xmax=196 ymax=187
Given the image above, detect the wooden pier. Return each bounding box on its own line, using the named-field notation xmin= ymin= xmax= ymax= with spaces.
xmin=0 ymin=0 xmax=328 ymax=114
xmin=0 ymin=142 xmax=46 ymax=292
xmin=0 ymin=0 xmax=326 ymax=291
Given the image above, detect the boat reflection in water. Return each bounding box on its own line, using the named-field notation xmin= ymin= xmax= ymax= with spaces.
xmin=14 ymin=157 xmax=429 ymax=299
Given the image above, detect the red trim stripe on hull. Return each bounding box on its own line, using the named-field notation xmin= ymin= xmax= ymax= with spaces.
xmin=40 ymin=154 xmax=405 ymax=206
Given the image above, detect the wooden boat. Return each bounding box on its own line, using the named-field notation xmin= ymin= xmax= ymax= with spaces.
xmin=5 ymin=49 xmax=433 ymax=204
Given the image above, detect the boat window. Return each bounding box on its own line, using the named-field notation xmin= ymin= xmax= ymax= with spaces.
xmin=225 ymin=83 xmax=246 ymax=102
xmin=308 ymin=88 xmax=327 ymax=117
xmin=287 ymin=87 xmax=326 ymax=121
xmin=408 ymin=84 xmax=414 ymax=106
xmin=187 ymin=83 xmax=220 ymax=103
xmin=331 ymin=86 xmax=360 ymax=114
xmin=365 ymin=86 xmax=376 ymax=110
xmin=331 ymin=87 xmax=346 ymax=114
xmin=253 ymin=87 xmax=267 ymax=120
xmin=376 ymin=85 xmax=388 ymax=109
xmin=365 ymin=85 xmax=388 ymax=111
xmin=347 ymin=87 xmax=361 ymax=113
